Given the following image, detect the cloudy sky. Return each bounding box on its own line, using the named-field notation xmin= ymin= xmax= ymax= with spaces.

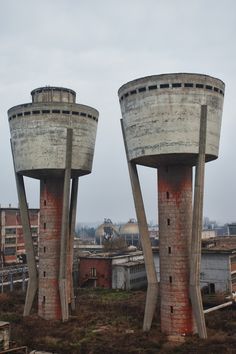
xmin=0 ymin=0 xmax=235 ymax=225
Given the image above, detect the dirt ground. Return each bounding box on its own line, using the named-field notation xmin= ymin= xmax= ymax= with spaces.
xmin=0 ymin=289 xmax=236 ymax=354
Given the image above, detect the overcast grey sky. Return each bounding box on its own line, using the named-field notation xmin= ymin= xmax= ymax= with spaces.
xmin=0 ymin=0 xmax=235 ymax=225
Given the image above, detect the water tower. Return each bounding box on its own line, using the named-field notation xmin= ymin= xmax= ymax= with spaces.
xmin=118 ymin=73 xmax=225 ymax=339
xmin=8 ymin=86 xmax=98 ymax=321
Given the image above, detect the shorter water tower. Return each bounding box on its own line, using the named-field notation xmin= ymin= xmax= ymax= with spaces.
xmin=8 ymin=86 xmax=98 ymax=321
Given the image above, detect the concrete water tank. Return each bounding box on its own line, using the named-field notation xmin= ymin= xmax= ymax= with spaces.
xmin=9 ymin=86 xmax=98 ymax=179
xmin=118 ymin=73 xmax=224 ymax=167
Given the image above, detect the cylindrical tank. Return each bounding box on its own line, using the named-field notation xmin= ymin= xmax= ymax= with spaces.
xmin=120 ymin=219 xmax=139 ymax=246
xmin=118 ymin=73 xmax=224 ymax=167
xmin=119 ymin=73 xmax=225 ymax=337
xmin=8 ymin=86 xmax=99 ymax=179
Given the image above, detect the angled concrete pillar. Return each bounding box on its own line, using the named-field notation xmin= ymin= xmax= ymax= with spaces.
xmin=59 ymin=128 xmax=73 ymax=322
xmin=190 ymin=105 xmax=208 ymax=338
xmin=11 ymin=140 xmax=38 ymax=316
xmin=121 ymin=119 xmax=158 ymax=331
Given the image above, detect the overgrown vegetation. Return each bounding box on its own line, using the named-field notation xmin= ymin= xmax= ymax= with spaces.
xmin=0 ymin=290 xmax=236 ymax=353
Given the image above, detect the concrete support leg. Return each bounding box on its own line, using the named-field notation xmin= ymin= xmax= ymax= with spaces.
xmin=11 ymin=140 xmax=38 ymax=316
xmin=59 ymin=128 xmax=73 ymax=322
xmin=121 ymin=119 xmax=158 ymax=331
xmin=189 ymin=105 xmax=207 ymax=339
xmin=69 ymin=177 xmax=79 ymax=311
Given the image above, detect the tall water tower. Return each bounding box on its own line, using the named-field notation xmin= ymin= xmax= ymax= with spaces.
xmin=8 ymin=87 xmax=98 ymax=321
xmin=118 ymin=73 xmax=225 ymax=339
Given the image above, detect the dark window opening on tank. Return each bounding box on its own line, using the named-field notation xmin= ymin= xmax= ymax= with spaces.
xmin=148 ymin=85 xmax=157 ymax=90
xmin=44 ymin=222 xmax=46 ymax=230
xmin=169 ymin=276 xmax=172 ymax=284
xmin=17 ymin=113 xmax=23 ymax=117
xmin=43 ymin=296 xmax=46 ymax=304
xmin=80 ymin=112 xmax=86 ymax=117
xmin=160 ymin=84 xmax=169 ymax=89
xmin=72 ymin=111 xmax=79 ymax=115
xmin=42 ymin=110 xmax=50 ymax=114
xmin=9 ymin=117 xmax=11 ymax=121
xmin=43 ymin=246 xmax=46 ymax=253
xmin=124 ymin=93 xmax=129 ymax=97
xmin=220 ymin=90 xmax=224 ymax=95
xmin=167 ymin=219 xmax=170 ymax=226
xmin=32 ymin=110 xmax=40 ymax=114
xmin=52 ymin=109 xmax=60 ymax=114
xmin=209 ymin=283 xmax=215 ymax=294
xmin=88 ymin=114 xmax=92 ymax=118
xmin=214 ymin=87 xmax=219 ymax=92
xmin=138 ymin=87 xmax=146 ymax=92
xmin=43 ymin=271 xmax=46 ymax=277
xmin=184 ymin=83 xmax=193 ymax=88
xmin=206 ymin=85 xmax=212 ymax=90
xmin=120 ymin=96 xmax=124 ymax=100
xmin=130 ymin=90 xmax=137 ymax=95
xmin=62 ymin=110 xmax=70 ymax=114
xmin=93 ymin=117 xmax=96 ymax=121
xmin=170 ymin=306 xmax=173 ymax=313
xmin=24 ymin=111 xmax=31 ymax=116
xmin=172 ymin=83 xmax=182 ymax=88
xmin=196 ymin=83 xmax=204 ymax=88
xmin=166 ymin=191 xmax=169 ymax=199
xmin=44 ymin=200 xmax=46 ymax=206
xmin=12 ymin=115 xmax=16 ymax=118
xmin=168 ymin=246 xmax=171 ymax=254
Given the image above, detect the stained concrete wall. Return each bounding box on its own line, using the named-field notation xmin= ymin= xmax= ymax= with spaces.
xmin=8 ymin=88 xmax=98 ymax=179
xmin=118 ymin=73 xmax=225 ymax=167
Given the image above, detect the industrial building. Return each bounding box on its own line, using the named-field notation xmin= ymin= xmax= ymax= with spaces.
xmin=8 ymin=86 xmax=98 ymax=321
xmin=0 ymin=207 xmax=39 ymax=265
xmin=119 ymin=73 xmax=225 ymax=338
xmin=79 ymin=251 xmax=146 ymax=290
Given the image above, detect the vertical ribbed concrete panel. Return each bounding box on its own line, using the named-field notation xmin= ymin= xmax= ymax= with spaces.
xmin=158 ymin=165 xmax=193 ymax=335
xmin=8 ymin=86 xmax=98 ymax=320
xmin=119 ymin=73 xmax=225 ymax=338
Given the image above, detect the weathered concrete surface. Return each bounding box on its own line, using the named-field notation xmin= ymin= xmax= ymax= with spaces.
xmin=8 ymin=87 xmax=99 ymax=321
xmin=118 ymin=73 xmax=224 ymax=167
xmin=119 ymin=73 xmax=225 ymax=338
xmin=8 ymin=87 xmax=98 ymax=179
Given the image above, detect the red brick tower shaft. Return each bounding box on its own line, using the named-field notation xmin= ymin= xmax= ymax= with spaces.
xmin=158 ymin=165 xmax=193 ymax=336
xmin=38 ymin=178 xmax=72 ymax=320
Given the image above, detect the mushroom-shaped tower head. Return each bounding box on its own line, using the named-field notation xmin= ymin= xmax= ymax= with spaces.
xmin=118 ymin=73 xmax=225 ymax=167
xmin=8 ymin=86 xmax=99 ymax=179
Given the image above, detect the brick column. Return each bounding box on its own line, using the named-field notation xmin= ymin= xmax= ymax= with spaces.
xmin=38 ymin=178 xmax=64 ymax=320
xmin=158 ymin=165 xmax=193 ymax=336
